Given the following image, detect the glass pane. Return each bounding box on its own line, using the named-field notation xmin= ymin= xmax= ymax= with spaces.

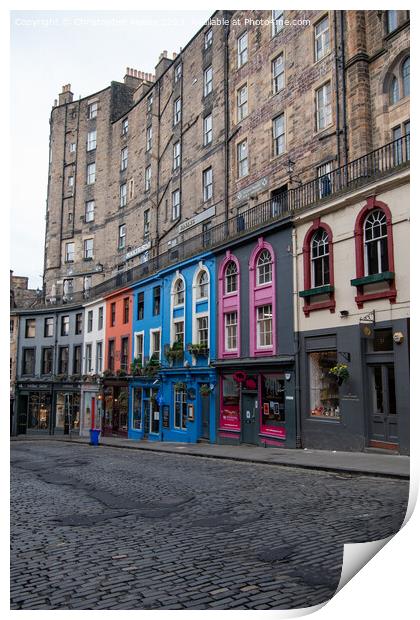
xmin=308 ymin=351 xmax=340 ymax=419
xmin=372 ymin=366 xmax=384 ymax=413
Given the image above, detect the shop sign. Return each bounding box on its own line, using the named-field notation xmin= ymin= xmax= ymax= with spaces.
xmin=178 ymin=205 xmax=215 ymax=234
xmin=125 ymin=241 xmax=151 ymax=261
xmin=236 ymin=176 xmax=268 ymax=202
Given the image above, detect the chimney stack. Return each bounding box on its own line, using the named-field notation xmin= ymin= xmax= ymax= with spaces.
xmin=58 ymin=83 xmax=73 ymax=106
xmin=155 ymin=50 xmax=172 ymax=80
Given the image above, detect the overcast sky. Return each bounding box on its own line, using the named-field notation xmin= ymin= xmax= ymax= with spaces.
xmin=10 ymin=10 xmax=211 ymax=289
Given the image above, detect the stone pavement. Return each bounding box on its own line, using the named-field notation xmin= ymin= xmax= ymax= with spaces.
xmin=11 ymin=434 xmax=410 ymax=478
xmin=10 ymin=440 xmax=409 ymax=610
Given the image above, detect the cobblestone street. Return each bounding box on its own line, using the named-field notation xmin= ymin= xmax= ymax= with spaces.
xmin=10 ymin=441 xmax=409 ymax=610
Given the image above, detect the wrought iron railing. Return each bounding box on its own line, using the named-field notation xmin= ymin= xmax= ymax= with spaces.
xmin=43 ymin=135 xmax=409 ymax=308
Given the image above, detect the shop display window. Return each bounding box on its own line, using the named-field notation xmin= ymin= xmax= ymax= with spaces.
xmin=308 ymin=351 xmax=340 ymax=419
xmin=220 ymin=375 xmax=240 ymax=429
xmin=261 ymin=373 xmax=285 ymax=429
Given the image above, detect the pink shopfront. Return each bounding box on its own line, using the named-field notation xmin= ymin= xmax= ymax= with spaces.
xmin=215 ymin=239 xmax=297 ymax=448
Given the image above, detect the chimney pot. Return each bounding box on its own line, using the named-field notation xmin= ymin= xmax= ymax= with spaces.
xmin=173 ymin=52 xmax=177 ymax=60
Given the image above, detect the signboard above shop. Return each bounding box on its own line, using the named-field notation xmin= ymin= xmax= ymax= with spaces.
xmin=125 ymin=241 xmax=151 ymax=261
xmin=178 ymin=205 xmax=215 ymax=234
xmin=236 ymin=176 xmax=268 ymax=203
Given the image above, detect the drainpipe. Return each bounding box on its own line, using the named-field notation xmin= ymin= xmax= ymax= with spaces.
xmin=333 ymin=11 xmax=341 ymax=167
xmin=223 ymin=12 xmax=231 ymax=230
xmin=340 ymin=10 xmax=349 ymax=168
xmin=292 ymin=228 xmax=302 ymax=449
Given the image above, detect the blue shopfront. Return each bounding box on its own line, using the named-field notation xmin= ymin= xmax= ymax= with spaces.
xmin=128 ymin=253 xmax=217 ymax=443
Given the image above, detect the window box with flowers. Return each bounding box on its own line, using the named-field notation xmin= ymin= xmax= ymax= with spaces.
xmin=165 ymin=342 xmax=184 ymax=362
xmin=199 ymin=383 xmax=212 ymax=397
xmin=188 ymin=343 xmax=209 ymax=357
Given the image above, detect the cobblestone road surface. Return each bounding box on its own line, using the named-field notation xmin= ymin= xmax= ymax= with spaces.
xmin=10 ymin=441 xmax=409 ymax=610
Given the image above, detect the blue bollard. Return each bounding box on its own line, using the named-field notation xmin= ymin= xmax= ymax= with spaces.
xmin=89 ymin=429 xmax=101 ymax=446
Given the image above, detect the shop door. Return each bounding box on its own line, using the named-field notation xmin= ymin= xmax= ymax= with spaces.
xmin=241 ymin=393 xmax=259 ymax=445
xmin=200 ymin=395 xmax=210 ymax=440
xmin=368 ymin=364 xmax=399 ymax=447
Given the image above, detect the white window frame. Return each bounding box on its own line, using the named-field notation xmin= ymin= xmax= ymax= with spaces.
xmin=85 ymin=200 xmax=95 ymax=222
xmin=84 ymin=238 xmax=94 ymax=260
xmin=87 ymin=162 xmax=96 ymax=185
xmin=257 ymin=249 xmax=273 ymax=285
xmin=196 ymin=314 xmax=209 ymax=348
xmin=87 ymin=101 xmax=98 ymax=119
xmin=95 ymin=341 xmax=103 ymax=374
xmin=118 ymin=224 xmax=126 ymax=250
xmin=87 ymin=129 xmax=97 ymax=151
xmin=173 ymin=141 xmax=181 ymax=170
xmin=145 ymin=165 xmax=152 ymax=191
xmin=85 ymin=343 xmax=93 ymax=373
xmin=121 ymin=147 xmax=128 ymax=171
xmin=174 ymin=97 xmax=181 ymax=125
xmin=146 ymin=125 xmax=153 ymax=151
xmin=237 ymin=139 xmax=248 ymax=178
xmin=150 ymin=328 xmax=161 ymax=361
xmin=174 ymin=63 xmax=182 ymax=83
xmin=204 ymin=66 xmax=213 ymax=96
xmin=272 ymin=10 xmax=284 ymax=36
xmin=204 ymin=28 xmax=213 ymax=50
xmin=272 ymin=54 xmax=285 ymax=93
xmin=120 ymin=183 xmax=127 ymax=207
xmin=134 ymin=330 xmax=144 ymax=365
xmin=237 ymin=32 xmax=248 ymax=68
xmin=173 ymin=319 xmax=185 ymax=348
xmin=65 ymin=242 xmax=75 ymax=263
xmin=273 ymin=114 xmax=285 ymax=156
xmin=225 ymin=311 xmax=238 ymax=352
xmin=316 ymin=82 xmax=332 ymax=131
xmin=203 ymin=113 xmax=213 ymax=145
xmin=172 ymin=189 xmax=180 ymax=220
xmin=256 ymin=304 xmax=273 ymax=349
xmin=203 ymin=167 xmax=213 ymax=202
xmin=144 ymin=209 xmax=150 ymax=238
xmin=314 ymin=16 xmax=330 ymax=62
xmin=237 ymin=84 xmax=248 ymax=121
xmin=122 ymin=118 xmax=128 ymax=135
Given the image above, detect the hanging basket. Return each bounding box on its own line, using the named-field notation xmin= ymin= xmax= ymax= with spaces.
xmin=233 ymin=371 xmax=247 ymax=384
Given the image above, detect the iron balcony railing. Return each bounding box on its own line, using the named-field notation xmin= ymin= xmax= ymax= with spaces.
xmin=44 ymin=135 xmax=409 ymax=308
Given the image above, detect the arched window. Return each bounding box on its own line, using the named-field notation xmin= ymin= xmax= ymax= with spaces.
xmin=256 ymin=249 xmax=273 ymax=285
xmin=402 ymin=57 xmax=410 ymax=97
xmin=389 ymin=76 xmax=399 ymax=105
xmin=364 ymin=210 xmax=389 ymax=275
xmin=197 ymin=270 xmax=209 ymax=299
xmin=311 ymin=229 xmax=330 ymax=287
xmin=174 ymin=278 xmax=185 ymax=305
xmin=225 ymin=261 xmax=238 ymax=293
xmin=219 ymin=252 xmax=241 ymax=358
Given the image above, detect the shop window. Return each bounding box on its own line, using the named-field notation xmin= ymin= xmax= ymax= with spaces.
xmin=132 ymin=388 xmax=142 ymax=430
xmin=174 ymin=384 xmax=187 ymax=430
xmin=308 ymin=351 xmax=340 ymax=419
xmin=27 ymin=392 xmax=51 ymax=431
xmin=220 ymin=375 xmax=240 ymax=430
xmin=55 ymin=392 xmax=80 ymax=433
xmin=261 ymin=374 xmax=285 ymax=430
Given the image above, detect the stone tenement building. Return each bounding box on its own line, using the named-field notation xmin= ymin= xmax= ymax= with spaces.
xmin=43 ymin=9 xmax=409 ymax=301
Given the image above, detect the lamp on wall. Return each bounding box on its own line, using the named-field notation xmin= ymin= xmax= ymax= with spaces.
xmin=339 ymin=310 xmax=349 ymax=317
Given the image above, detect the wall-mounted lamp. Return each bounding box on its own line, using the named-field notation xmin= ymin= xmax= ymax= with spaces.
xmin=339 ymin=310 xmax=349 ymax=318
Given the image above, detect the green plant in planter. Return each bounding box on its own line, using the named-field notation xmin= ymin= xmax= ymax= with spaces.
xmin=116 ymin=368 xmax=127 ymax=377
xmin=329 ymin=363 xmax=350 ymax=385
xmin=199 ymin=383 xmax=211 ymax=396
xmin=174 ymin=381 xmax=186 ymax=391
xmin=166 ymin=342 xmax=184 ymax=361
xmin=102 ymin=368 xmax=114 ymax=378
xmin=189 ymin=343 xmax=209 ymax=356
xmin=130 ymin=357 xmax=143 ymax=376
xmin=145 ymin=355 xmax=160 ymax=376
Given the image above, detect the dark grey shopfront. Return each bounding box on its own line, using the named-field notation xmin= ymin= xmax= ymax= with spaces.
xmin=298 ymin=319 xmax=409 ymax=455
xmin=16 ymin=382 xmax=82 ymax=435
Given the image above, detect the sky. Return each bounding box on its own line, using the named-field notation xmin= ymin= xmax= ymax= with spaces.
xmin=10 ymin=10 xmax=211 ymax=289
